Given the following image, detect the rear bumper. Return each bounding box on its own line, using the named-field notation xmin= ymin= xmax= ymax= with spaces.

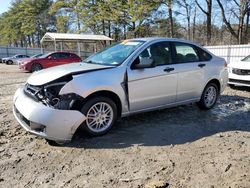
xmin=13 ymin=87 xmax=86 ymax=141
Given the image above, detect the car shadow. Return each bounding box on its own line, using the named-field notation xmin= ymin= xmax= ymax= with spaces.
xmin=64 ymin=94 xmax=250 ymax=149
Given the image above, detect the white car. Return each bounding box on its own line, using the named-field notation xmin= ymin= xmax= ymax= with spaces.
xmin=13 ymin=38 xmax=228 ymax=143
xmin=228 ymin=55 xmax=250 ymax=87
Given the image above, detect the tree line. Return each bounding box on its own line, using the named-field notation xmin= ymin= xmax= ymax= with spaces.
xmin=0 ymin=0 xmax=249 ymax=48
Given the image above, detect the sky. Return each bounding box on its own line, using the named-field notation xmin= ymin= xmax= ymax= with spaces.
xmin=0 ymin=0 xmax=12 ymax=14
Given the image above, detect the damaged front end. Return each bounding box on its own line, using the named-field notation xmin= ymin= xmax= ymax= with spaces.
xmin=13 ymin=75 xmax=87 ymax=142
xmin=24 ymin=75 xmax=83 ymax=110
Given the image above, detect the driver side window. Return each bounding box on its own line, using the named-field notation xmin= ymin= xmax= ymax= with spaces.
xmin=51 ymin=53 xmax=60 ymax=59
xmin=132 ymin=42 xmax=171 ymax=69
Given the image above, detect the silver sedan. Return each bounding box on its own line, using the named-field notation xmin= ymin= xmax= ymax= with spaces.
xmin=13 ymin=38 xmax=228 ymax=143
xmin=2 ymin=54 xmax=30 ymax=64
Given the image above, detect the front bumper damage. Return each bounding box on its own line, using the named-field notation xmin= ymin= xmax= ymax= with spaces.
xmin=13 ymin=87 xmax=86 ymax=142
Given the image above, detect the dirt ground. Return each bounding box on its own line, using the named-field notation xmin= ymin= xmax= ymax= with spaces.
xmin=0 ymin=64 xmax=250 ymax=188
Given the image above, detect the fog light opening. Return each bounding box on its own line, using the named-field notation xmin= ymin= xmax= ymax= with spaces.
xmin=30 ymin=122 xmax=46 ymax=132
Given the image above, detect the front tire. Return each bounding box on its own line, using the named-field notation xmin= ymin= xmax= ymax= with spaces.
xmin=197 ymin=83 xmax=219 ymax=110
xmin=80 ymin=97 xmax=117 ymax=136
xmin=31 ymin=63 xmax=42 ymax=72
xmin=7 ymin=60 xmax=13 ymax=65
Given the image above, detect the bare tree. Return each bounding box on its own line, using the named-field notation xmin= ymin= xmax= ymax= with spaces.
xmin=216 ymin=0 xmax=250 ymax=44
xmin=168 ymin=0 xmax=174 ymax=37
xmin=176 ymin=0 xmax=194 ymax=40
xmin=160 ymin=0 xmax=174 ymax=37
xmin=195 ymin=0 xmax=212 ymax=45
xmin=192 ymin=6 xmax=197 ymax=41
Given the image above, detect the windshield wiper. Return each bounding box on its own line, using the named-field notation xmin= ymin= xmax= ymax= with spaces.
xmin=84 ymin=60 xmax=100 ymax=64
xmin=83 ymin=60 xmax=118 ymax=67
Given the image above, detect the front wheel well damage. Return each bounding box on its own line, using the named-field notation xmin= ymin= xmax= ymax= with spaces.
xmin=71 ymin=90 xmax=122 ymax=118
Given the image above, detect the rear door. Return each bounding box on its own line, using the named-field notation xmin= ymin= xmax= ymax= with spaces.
xmin=127 ymin=41 xmax=177 ymax=112
xmin=58 ymin=53 xmax=71 ymax=65
xmin=171 ymin=42 xmax=207 ymax=101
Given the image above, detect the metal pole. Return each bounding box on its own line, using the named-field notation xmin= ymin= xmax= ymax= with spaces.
xmin=60 ymin=41 xmax=63 ymax=52
xmin=54 ymin=40 xmax=57 ymax=51
xmin=77 ymin=41 xmax=81 ymax=57
xmin=94 ymin=42 xmax=97 ymax=52
xmin=227 ymin=45 xmax=231 ymax=64
xmin=6 ymin=46 xmax=9 ymax=57
xmin=41 ymin=42 xmax=43 ymax=53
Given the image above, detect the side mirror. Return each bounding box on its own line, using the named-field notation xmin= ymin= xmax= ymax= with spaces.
xmin=133 ymin=58 xmax=155 ymax=69
xmin=48 ymin=56 xmax=52 ymax=59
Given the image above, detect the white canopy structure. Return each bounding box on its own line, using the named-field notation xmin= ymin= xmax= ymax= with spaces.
xmin=40 ymin=32 xmax=113 ymax=58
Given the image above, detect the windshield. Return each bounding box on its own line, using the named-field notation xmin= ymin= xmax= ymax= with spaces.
xmin=32 ymin=54 xmax=43 ymax=58
xmin=39 ymin=53 xmax=50 ymax=59
xmin=84 ymin=40 xmax=145 ymax=66
xmin=242 ymin=55 xmax=250 ymax=62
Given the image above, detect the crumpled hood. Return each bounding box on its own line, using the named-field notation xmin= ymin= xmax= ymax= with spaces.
xmin=229 ymin=61 xmax=250 ymax=70
xmin=27 ymin=63 xmax=113 ymax=86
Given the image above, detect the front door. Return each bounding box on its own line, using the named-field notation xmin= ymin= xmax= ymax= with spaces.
xmin=127 ymin=41 xmax=177 ymax=112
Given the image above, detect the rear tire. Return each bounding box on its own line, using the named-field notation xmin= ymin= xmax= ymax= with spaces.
xmin=80 ymin=96 xmax=117 ymax=136
xmin=31 ymin=63 xmax=42 ymax=72
xmin=197 ymin=83 xmax=219 ymax=110
xmin=7 ymin=60 xmax=13 ymax=65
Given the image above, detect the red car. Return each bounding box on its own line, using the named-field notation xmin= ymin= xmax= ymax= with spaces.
xmin=19 ymin=52 xmax=82 ymax=72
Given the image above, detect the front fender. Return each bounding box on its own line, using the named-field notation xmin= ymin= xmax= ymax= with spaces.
xmin=59 ymin=68 xmax=128 ymax=114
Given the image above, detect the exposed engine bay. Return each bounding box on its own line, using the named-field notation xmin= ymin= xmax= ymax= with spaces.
xmin=24 ymin=75 xmax=82 ymax=110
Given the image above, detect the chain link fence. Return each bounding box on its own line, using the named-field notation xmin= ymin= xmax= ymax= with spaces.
xmin=0 ymin=46 xmax=92 ymax=60
xmin=1 ymin=44 xmax=250 ymax=64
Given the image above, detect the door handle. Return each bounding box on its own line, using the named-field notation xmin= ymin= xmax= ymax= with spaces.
xmin=198 ymin=63 xmax=206 ymax=68
xmin=164 ymin=67 xmax=175 ymax=72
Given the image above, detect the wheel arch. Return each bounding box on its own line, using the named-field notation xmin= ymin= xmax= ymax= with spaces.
xmin=72 ymin=90 xmax=122 ymax=118
xmin=31 ymin=62 xmax=43 ymax=72
xmin=205 ymin=78 xmax=221 ymax=93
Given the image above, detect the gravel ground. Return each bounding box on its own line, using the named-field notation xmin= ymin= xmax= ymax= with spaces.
xmin=0 ymin=64 xmax=250 ymax=188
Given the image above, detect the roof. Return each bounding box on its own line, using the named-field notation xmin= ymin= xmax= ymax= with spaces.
xmin=41 ymin=32 xmax=113 ymax=42
xmin=129 ymin=37 xmax=201 ymax=46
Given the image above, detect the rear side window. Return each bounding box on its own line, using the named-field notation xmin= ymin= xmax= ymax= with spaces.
xmin=60 ymin=53 xmax=70 ymax=58
xmin=197 ymin=48 xmax=212 ymax=61
xmin=52 ymin=53 xmax=70 ymax=59
xmin=70 ymin=53 xmax=79 ymax=58
xmin=174 ymin=42 xmax=199 ymax=63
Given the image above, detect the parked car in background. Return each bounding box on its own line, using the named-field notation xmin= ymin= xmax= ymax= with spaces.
xmin=228 ymin=55 xmax=250 ymax=87
xmin=31 ymin=53 xmax=44 ymax=58
xmin=2 ymin=54 xmax=30 ymax=65
xmin=16 ymin=53 xmax=44 ymax=65
xmin=13 ymin=38 xmax=228 ymax=143
xmin=19 ymin=52 xmax=82 ymax=72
